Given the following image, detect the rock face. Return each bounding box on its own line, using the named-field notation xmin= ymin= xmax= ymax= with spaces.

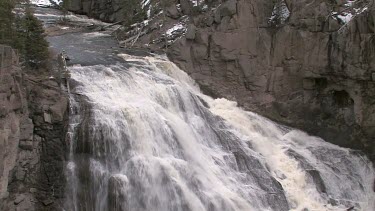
xmin=67 ymin=0 xmax=375 ymax=159
xmin=167 ymin=0 xmax=375 ymax=159
xmin=65 ymin=0 xmax=126 ymax=22
xmin=0 ymin=45 xmax=31 ymax=202
xmin=0 ymin=45 xmax=68 ymax=210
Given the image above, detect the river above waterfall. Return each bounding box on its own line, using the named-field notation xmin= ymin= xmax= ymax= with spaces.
xmin=35 ymin=7 xmax=375 ymax=211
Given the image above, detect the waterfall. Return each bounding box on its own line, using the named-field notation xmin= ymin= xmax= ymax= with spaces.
xmin=64 ymin=54 xmax=375 ymax=211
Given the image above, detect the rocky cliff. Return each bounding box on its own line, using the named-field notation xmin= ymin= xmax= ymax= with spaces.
xmin=0 ymin=45 xmax=68 ymax=210
xmin=66 ymin=0 xmax=375 ymax=159
xmin=0 ymin=45 xmax=33 ymax=205
xmin=167 ymin=0 xmax=375 ymax=160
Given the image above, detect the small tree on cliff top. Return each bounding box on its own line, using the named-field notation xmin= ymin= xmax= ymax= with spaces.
xmin=122 ymin=0 xmax=147 ymax=26
xmin=0 ymin=0 xmax=17 ymax=46
xmin=23 ymin=7 xmax=49 ymax=68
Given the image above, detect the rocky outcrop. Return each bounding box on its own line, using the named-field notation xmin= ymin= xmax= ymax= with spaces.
xmin=167 ymin=0 xmax=375 ymax=159
xmin=0 ymin=45 xmax=68 ymax=210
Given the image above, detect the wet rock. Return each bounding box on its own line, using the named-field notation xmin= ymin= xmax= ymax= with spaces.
xmin=306 ymin=170 xmax=327 ymax=194
xmin=287 ymin=149 xmax=328 ymax=194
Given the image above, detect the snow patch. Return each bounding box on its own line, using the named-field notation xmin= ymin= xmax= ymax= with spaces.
xmin=190 ymin=0 xmax=199 ymax=6
xmin=141 ymin=0 xmax=151 ymax=8
xmin=31 ymin=0 xmax=62 ymax=7
xmin=166 ymin=24 xmax=186 ymax=37
xmin=332 ymin=0 xmax=369 ymax=24
xmin=269 ymin=0 xmax=290 ymax=25
xmin=337 ymin=12 xmax=354 ymax=23
xmin=34 ymin=13 xmax=61 ymax=18
xmin=65 ymin=14 xmax=110 ymax=26
xmin=83 ymin=32 xmax=111 ymax=38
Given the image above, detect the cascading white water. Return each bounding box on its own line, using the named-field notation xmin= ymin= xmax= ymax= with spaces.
xmin=64 ymin=54 xmax=375 ymax=211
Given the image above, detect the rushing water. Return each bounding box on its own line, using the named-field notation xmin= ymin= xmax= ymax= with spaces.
xmin=64 ymin=54 xmax=374 ymax=211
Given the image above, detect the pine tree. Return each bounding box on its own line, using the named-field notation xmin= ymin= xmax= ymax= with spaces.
xmin=0 ymin=0 xmax=16 ymax=45
xmin=0 ymin=0 xmax=49 ymax=68
xmin=122 ymin=0 xmax=147 ymax=26
xmin=23 ymin=7 xmax=49 ymax=68
xmin=62 ymin=0 xmax=71 ymax=21
xmin=13 ymin=14 xmax=26 ymax=52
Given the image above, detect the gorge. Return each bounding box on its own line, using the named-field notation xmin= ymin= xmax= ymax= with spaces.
xmin=1 ymin=0 xmax=375 ymax=210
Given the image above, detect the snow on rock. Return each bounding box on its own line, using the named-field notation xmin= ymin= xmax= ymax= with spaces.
xmin=269 ymin=0 xmax=290 ymax=25
xmin=332 ymin=0 xmax=369 ymax=24
xmin=166 ymin=23 xmax=186 ymax=37
xmin=190 ymin=0 xmax=198 ymax=6
xmin=141 ymin=0 xmax=150 ymax=8
xmin=65 ymin=14 xmax=111 ymax=26
xmin=31 ymin=0 xmax=62 ymax=7
xmin=83 ymin=32 xmax=111 ymax=39
xmin=336 ymin=12 xmax=354 ymax=23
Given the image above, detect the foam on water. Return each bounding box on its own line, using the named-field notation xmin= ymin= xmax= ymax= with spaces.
xmin=64 ymin=54 xmax=375 ymax=211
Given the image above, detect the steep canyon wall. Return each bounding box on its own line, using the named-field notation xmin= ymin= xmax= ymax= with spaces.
xmin=67 ymin=0 xmax=375 ymax=159
xmin=169 ymin=0 xmax=375 ymax=159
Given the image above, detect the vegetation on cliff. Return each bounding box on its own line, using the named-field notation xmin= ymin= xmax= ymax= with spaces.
xmin=0 ymin=0 xmax=20 ymax=47
xmin=22 ymin=7 xmax=49 ymax=68
xmin=0 ymin=0 xmax=49 ymax=69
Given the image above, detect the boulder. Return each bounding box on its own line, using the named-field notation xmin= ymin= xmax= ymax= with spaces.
xmin=219 ymin=0 xmax=237 ymax=17
xmin=186 ymin=24 xmax=197 ymax=40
